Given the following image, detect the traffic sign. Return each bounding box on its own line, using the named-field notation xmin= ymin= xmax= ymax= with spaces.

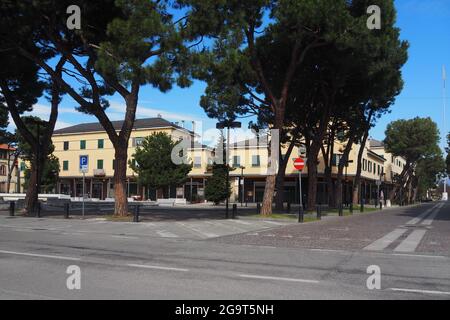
xmin=80 ymin=155 xmax=89 ymax=173
xmin=294 ymin=158 xmax=305 ymax=171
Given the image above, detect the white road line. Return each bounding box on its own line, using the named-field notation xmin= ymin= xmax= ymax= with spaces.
xmin=389 ymin=288 xmax=450 ymax=296
xmin=0 ymin=250 xmax=81 ymax=261
xmin=239 ymin=274 xmax=319 ymax=284
xmin=111 ymin=235 xmax=138 ymax=240
xmin=421 ymin=205 xmax=443 ymax=226
xmin=262 ymin=221 xmax=285 ymax=225
xmin=363 ymin=228 xmax=408 ymax=251
xmin=406 ymin=204 xmax=439 ymax=225
xmin=156 ymin=230 xmax=179 ymax=238
xmin=231 ymin=220 xmax=252 ymax=225
xmin=127 ymin=263 xmax=189 ymax=272
xmin=203 ymin=221 xmax=247 ymax=233
xmin=393 ymin=229 xmax=427 ymax=253
xmin=175 ymin=222 xmax=218 ymax=238
xmin=390 ymin=253 xmax=447 ymax=259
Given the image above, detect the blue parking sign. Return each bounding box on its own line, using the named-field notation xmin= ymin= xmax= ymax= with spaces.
xmin=80 ymin=155 xmax=89 ymax=171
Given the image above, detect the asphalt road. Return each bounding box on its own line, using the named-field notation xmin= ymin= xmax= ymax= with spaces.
xmin=0 ymin=202 xmax=449 ymax=300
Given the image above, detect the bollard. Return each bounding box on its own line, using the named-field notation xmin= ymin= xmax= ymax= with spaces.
xmin=287 ymin=202 xmax=291 ymax=213
xmin=36 ymin=202 xmax=41 ymax=218
xmin=379 ymin=201 xmax=382 ymax=210
xmin=232 ymin=204 xmax=237 ymax=219
xmin=64 ymin=203 xmax=70 ymax=219
xmin=316 ymin=205 xmax=322 ymax=220
xmin=257 ymin=203 xmax=261 ymax=214
xmin=338 ymin=203 xmax=343 ymax=217
xmin=298 ymin=204 xmax=304 ymax=223
xmin=360 ymin=200 xmax=365 ymax=213
xmin=349 ymin=203 xmax=353 ymax=214
xmin=133 ymin=205 xmax=140 ymax=222
xmin=9 ymin=201 xmax=15 ymax=217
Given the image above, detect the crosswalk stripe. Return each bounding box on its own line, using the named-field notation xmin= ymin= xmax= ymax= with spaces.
xmin=406 ymin=204 xmax=439 ymax=225
xmin=363 ymin=228 xmax=407 ymax=251
xmin=156 ymin=230 xmax=179 ymax=238
xmin=421 ymin=203 xmax=443 ymax=226
xmin=394 ymin=229 xmax=427 ymax=253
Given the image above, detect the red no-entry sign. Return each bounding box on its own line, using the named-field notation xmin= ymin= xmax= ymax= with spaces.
xmin=294 ymin=158 xmax=305 ymax=171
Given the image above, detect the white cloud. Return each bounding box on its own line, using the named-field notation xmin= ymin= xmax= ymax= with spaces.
xmin=108 ymin=101 xmax=202 ymax=122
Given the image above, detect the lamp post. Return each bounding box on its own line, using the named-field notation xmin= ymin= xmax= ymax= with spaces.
xmin=240 ymin=166 xmax=245 ymax=207
xmin=216 ymin=120 xmax=241 ymax=219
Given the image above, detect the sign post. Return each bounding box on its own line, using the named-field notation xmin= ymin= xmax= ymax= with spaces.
xmin=80 ymin=155 xmax=89 ymax=218
xmin=294 ymin=158 xmax=305 ymax=223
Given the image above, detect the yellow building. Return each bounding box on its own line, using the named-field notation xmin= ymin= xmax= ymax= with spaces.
xmin=49 ymin=117 xmax=404 ymax=205
xmin=0 ymin=144 xmax=20 ymax=193
xmin=52 ymin=117 xmax=200 ymax=200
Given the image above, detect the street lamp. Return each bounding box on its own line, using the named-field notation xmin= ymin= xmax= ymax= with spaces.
xmin=339 ymin=158 xmax=353 ymax=216
xmin=216 ymin=120 xmax=242 ymax=219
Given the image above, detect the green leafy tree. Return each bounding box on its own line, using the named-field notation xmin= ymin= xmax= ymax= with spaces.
xmin=23 ymin=154 xmax=60 ymax=194
xmin=205 ymin=164 xmax=230 ymax=205
xmin=130 ymin=132 xmax=192 ymax=192
xmin=1 ymin=0 xmax=206 ymax=216
xmin=384 ymin=117 xmax=441 ymax=203
xmin=414 ymin=153 xmax=445 ymax=200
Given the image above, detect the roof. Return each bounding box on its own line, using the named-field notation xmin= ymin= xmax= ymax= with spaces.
xmin=0 ymin=144 xmax=15 ymax=151
xmin=369 ymin=139 xmax=384 ymax=148
xmin=53 ymin=117 xmax=190 ymax=135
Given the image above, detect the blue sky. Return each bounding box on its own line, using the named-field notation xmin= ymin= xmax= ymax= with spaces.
xmin=10 ymin=0 xmax=450 ymax=149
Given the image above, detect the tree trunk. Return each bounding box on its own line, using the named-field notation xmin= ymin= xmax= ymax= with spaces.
xmin=335 ymin=137 xmax=355 ymax=209
xmin=275 ymin=139 xmax=296 ymax=211
xmin=389 ymin=164 xmax=410 ymax=203
xmin=307 ymin=143 xmax=321 ymax=210
xmin=113 ymin=148 xmax=129 ymax=216
xmin=324 ymin=167 xmax=335 ymax=207
xmin=24 ymin=155 xmax=45 ymax=215
xmin=261 ymin=174 xmax=276 ymax=216
xmin=352 ymin=131 xmax=369 ymax=205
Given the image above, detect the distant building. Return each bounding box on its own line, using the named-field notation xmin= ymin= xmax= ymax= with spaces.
xmin=0 ymin=144 xmax=19 ymax=193
xmin=40 ymin=117 xmax=406 ymax=205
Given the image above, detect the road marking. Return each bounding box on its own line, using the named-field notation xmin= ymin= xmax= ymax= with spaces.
xmin=363 ymin=228 xmax=408 ymax=251
xmin=406 ymin=204 xmax=439 ymax=225
xmin=204 ymin=221 xmax=247 ymax=233
xmin=238 ymin=274 xmax=319 ymax=284
xmin=389 ymin=288 xmax=450 ymax=296
xmin=127 ymin=263 xmax=189 ymax=272
xmin=176 ymin=222 xmax=218 ymax=238
xmin=0 ymin=250 xmax=81 ymax=261
xmin=421 ymin=205 xmax=442 ymax=226
xmin=231 ymin=220 xmax=251 ymax=225
xmin=262 ymin=221 xmax=285 ymax=225
xmin=394 ymin=229 xmax=427 ymax=253
xmin=390 ymin=253 xmax=447 ymax=259
xmin=156 ymin=230 xmax=179 ymax=238
xmin=111 ymin=235 xmax=138 ymax=240
xmin=0 ymin=288 xmax=58 ymax=300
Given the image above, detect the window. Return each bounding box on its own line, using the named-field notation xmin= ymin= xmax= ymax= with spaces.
xmin=233 ymin=156 xmax=240 ymax=167
xmin=363 ymin=159 xmax=367 ymax=171
xmin=193 ymin=156 xmax=202 ymax=168
xmin=0 ymin=165 xmax=6 ymax=176
xmin=97 ymin=159 xmax=104 ymax=170
xmin=112 ymin=159 xmax=116 ymax=170
xmin=98 ymin=139 xmax=104 ymax=149
xmin=63 ymin=141 xmax=69 ymax=151
xmin=252 ymin=155 xmax=261 ymax=167
xmin=368 ymin=161 xmax=372 ymax=173
xmin=20 ymin=162 xmax=26 ymax=171
xmin=132 ymin=137 xmax=144 ymax=147
xmin=80 ymin=140 xmax=86 ymax=150
xmin=63 ymin=161 xmax=69 ymax=171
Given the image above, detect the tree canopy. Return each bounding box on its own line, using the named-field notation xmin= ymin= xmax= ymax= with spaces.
xmin=130 ymin=132 xmax=192 ymax=189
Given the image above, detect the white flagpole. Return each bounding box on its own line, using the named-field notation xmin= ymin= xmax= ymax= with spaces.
xmin=443 ymin=65 xmax=448 ymax=198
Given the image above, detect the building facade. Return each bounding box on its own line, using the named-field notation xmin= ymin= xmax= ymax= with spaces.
xmin=0 ymin=144 xmax=19 ymax=193
xmin=47 ymin=117 xmax=405 ymax=205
